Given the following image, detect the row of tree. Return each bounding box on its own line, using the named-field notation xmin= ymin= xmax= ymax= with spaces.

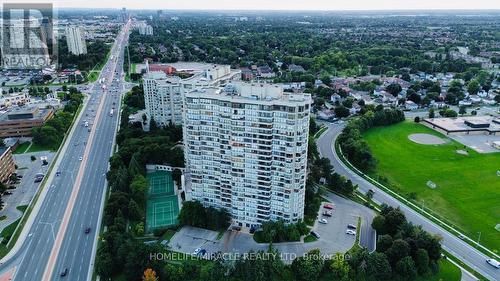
xmin=96 ymin=87 xmax=185 ymax=281
xmin=178 ymin=201 xmax=231 ymax=231
xmin=338 ymin=108 xmax=405 ymax=171
xmin=253 ymin=220 xmax=310 ymax=243
xmin=31 ymin=87 xmax=83 ymax=150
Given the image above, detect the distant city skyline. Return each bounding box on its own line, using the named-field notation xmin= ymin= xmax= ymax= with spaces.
xmin=47 ymin=0 xmax=500 ymax=10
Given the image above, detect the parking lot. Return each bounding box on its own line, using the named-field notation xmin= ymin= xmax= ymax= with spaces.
xmin=168 ymin=192 xmax=376 ymax=262
xmin=0 ymin=151 xmax=55 ymax=234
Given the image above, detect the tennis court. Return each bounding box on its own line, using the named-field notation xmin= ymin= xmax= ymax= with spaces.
xmin=148 ymin=170 xmax=175 ymax=196
xmin=146 ymin=171 xmax=180 ymax=232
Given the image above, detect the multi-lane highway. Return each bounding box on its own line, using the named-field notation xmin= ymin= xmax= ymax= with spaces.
xmin=317 ymin=122 xmax=500 ymax=281
xmin=0 ymin=20 xmax=131 ymax=281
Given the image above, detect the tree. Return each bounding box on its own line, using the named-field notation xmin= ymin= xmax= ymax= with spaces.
xmin=494 ymin=94 xmax=500 ymax=104
xmin=414 ymin=248 xmax=430 ymax=275
xmin=467 ymin=79 xmax=480 ymax=95
xmin=428 ymin=108 xmax=435 ymax=118
xmin=459 ymin=105 xmax=467 ymax=116
xmin=372 ymin=215 xmax=386 ymax=234
xmin=440 ymin=109 xmax=458 ymax=118
xmin=386 ymin=239 xmax=410 ymax=265
xmin=142 ymin=268 xmax=159 ymax=281
xmin=330 ymin=253 xmax=350 ymax=281
xmin=414 ymin=116 xmax=420 ymax=123
xmin=376 ymin=234 xmax=393 ymax=252
xmin=291 ymin=249 xmax=325 ymax=281
xmin=384 ymin=208 xmax=406 ymax=235
xmin=395 ymin=256 xmax=417 ymax=280
xmin=335 ymin=106 xmax=350 ymax=118
xmin=386 ymin=83 xmax=402 ymax=96
xmin=366 ymin=252 xmax=392 ymax=281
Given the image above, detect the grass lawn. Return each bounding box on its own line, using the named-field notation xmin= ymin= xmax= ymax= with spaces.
xmin=303 ymin=234 xmax=318 ymax=243
xmin=363 ymin=121 xmax=500 ymax=252
xmin=415 ymin=259 xmax=461 ymax=281
xmin=162 ymin=229 xmax=177 ymax=241
xmin=0 ymin=205 xmax=28 ymax=242
xmin=13 ymin=142 xmax=31 ymax=154
xmin=26 ymin=142 xmax=57 ymax=153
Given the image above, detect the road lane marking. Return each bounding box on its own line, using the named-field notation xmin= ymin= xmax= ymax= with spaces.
xmin=41 ymin=83 xmax=109 ymax=281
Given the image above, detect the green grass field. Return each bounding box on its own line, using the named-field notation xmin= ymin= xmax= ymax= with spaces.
xmin=363 ymin=121 xmax=500 ymax=252
xmin=415 ymin=259 xmax=461 ymax=281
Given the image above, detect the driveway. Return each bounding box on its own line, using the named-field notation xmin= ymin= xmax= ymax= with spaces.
xmin=168 ymin=191 xmax=376 ymax=263
xmin=0 ymin=151 xmax=55 ymax=234
xmin=321 ymin=190 xmax=376 ymax=252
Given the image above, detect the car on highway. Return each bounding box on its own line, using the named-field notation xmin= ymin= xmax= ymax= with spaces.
xmin=79 ymin=157 xmax=83 ymax=161
xmin=486 ymin=258 xmax=500 ymax=269
xmin=56 ymin=171 xmax=61 ymax=176
xmin=345 ymin=229 xmax=356 ymax=236
xmin=84 ymin=227 xmax=91 ymax=234
xmin=60 ymin=268 xmax=68 ymax=277
xmin=347 ymin=224 xmax=357 ymax=230
xmin=324 ymin=203 xmax=334 ymax=210
xmin=319 ymin=218 xmax=328 ymax=224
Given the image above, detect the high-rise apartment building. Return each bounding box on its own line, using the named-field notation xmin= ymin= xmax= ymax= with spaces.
xmin=143 ymin=63 xmax=240 ymax=126
xmin=65 ymin=26 xmax=87 ymax=55
xmin=183 ymin=82 xmax=311 ymax=229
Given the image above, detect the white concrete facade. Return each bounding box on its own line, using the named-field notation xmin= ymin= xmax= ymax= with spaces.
xmin=143 ymin=64 xmax=240 ymax=126
xmin=183 ymin=82 xmax=311 ymax=229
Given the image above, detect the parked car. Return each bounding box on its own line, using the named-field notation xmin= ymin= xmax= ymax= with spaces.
xmin=486 ymin=258 xmax=500 ymax=269
xmin=231 ymin=225 xmax=242 ymax=231
xmin=347 ymin=224 xmax=357 ymax=230
xmin=310 ymin=231 xmax=320 ymax=239
xmin=324 ymin=203 xmax=334 ymax=210
xmin=345 ymin=229 xmax=356 ymax=236
xmin=319 ymin=218 xmax=328 ymax=224
xmin=322 ymin=211 xmax=333 ymax=217
xmin=193 ymin=248 xmax=202 ymax=255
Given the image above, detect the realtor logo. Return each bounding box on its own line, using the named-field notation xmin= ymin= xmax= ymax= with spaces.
xmin=1 ymin=2 xmax=57 ymax=69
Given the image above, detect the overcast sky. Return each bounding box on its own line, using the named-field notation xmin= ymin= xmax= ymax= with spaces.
xmin=40 ymin=0 xmax=500 ymax=10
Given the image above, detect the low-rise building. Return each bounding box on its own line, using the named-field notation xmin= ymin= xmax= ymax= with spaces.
xmin=0 ymin=92 xmax=31 ymax=108
xmin=0 ymin=146 xmax=15 ymax=183
xmin=0 ymin=107 xmax=54 ymax=138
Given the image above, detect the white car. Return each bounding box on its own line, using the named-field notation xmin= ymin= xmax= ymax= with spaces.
xmin=193 ymin=248 xmax=202 ymax=255
xmin=486 ymin=258 xmax=500 ymax=269
xmin=346 ymin=229 xmax=356 ymax=235
xmin=319 ymin=218 xmax=328 ymax=224
xmin=79 ymin=157 xmax=83 ymax=161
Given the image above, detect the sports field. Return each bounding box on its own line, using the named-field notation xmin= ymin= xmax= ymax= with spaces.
xmin=146 ymin=171 xmax=179 ymax=232
xmin=363 ymin=121 xmax=500 ymax=252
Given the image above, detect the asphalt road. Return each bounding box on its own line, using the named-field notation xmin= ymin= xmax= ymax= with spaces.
xmin=0 ymin=21 xmax=131 ymax=281
xmin=316 ymin=122 xmax=500 ymax=281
